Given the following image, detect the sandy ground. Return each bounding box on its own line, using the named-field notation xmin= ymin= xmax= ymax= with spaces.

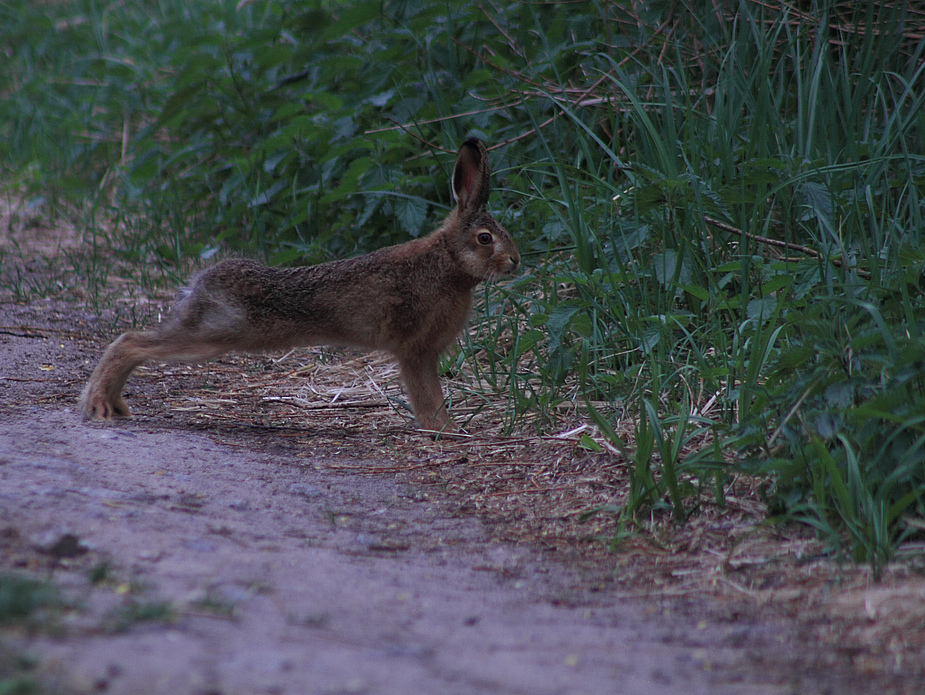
xmin=1 ymin=297 xmax=921 ymax=695
xmin=0 ymin=407 xmax=810 ymax=695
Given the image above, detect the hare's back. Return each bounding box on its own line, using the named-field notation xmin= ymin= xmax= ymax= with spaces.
xmin=181 ymin=257 xmax=400 ymax=351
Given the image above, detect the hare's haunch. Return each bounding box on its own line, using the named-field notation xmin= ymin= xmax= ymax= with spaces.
xmin=79 ymin=139 xmax=519 ymax=433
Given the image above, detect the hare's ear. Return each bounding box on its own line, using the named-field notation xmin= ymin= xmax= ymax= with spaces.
xmin=452 ymin=138 xmax=491 ymax=211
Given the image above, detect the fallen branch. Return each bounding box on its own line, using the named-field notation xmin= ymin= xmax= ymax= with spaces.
xmin=703 ymin=216 xmax=872 ymax=280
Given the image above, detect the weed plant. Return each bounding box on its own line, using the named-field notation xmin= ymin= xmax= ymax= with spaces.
xmin=3 ymin=0 xmax=925 ymax=573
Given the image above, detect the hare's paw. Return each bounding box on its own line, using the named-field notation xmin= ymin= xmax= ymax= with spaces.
xmin=418 ymin=416 xmax=460 ymax=438
xmin=80 ymin=385 xmax=131 ymax=421
xmin=438 ymin=419 xmax=460 ymax=435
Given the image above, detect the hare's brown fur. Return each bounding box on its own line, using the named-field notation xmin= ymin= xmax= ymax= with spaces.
xmin=79 ymin=138 xmax=519 ymax=433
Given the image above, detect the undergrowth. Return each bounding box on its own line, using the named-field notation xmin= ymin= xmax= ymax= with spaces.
xmin=3 ymin=0 xmax=925 ymax=576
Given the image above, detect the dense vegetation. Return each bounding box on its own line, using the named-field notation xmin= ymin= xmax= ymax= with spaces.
xmin=3 ymin=0 xmax=925 ymax=576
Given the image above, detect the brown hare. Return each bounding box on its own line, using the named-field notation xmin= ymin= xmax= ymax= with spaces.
xmin=79 ymin=138 xmax=519 ymax=433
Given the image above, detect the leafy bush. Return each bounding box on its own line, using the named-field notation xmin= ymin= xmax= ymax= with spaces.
xmin=764 ymin=295 xmax=925 ymax=577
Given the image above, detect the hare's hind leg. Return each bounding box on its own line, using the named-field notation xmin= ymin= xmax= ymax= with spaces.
xmin=398 ymin=353 xmax=456 ymax=434
xmin=80 ymin=324 xmax=232 ymax=421
xmin=80 ymin=331 xmax=148 ymax=419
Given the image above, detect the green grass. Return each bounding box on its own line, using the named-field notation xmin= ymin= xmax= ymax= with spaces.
xmin=3 ymin=0 xmax=925 ymax=575
xmin=0 ymin=574 xmax=62 ymax=695
xmin=101 ymin=599 xmax=176 ymax=634
xmin=0 ymin=575 xmax=61 ymax=628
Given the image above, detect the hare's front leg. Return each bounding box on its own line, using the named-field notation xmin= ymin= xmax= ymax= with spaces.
xmin=398 ymin=353 xmax=456 ymax=434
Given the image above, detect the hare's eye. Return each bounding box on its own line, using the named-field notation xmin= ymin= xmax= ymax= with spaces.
xmin=477 ymin=232 xmax=494 ymax=246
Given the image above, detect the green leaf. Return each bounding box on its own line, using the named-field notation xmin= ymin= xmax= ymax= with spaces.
xmin=394 ymin=195 xmax=427 ymax=237
xmin=322 ymin=1 xmax=383 ymax=41
xmin=746 ymin=296 xmax=777 ymax=321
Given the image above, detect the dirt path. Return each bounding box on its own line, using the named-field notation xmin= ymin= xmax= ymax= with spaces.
xmin=0 ymin=409 xmax=801 ymax=695
xmin=0 ymin=300 xmax=920 ymax=694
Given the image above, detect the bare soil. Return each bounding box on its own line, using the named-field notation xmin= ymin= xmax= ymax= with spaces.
xmin=2 ymin=209 xmax=924 ymax=694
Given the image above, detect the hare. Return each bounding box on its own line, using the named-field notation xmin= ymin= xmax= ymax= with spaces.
xmin=79 ymin=138 xmax=519 ymax=433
